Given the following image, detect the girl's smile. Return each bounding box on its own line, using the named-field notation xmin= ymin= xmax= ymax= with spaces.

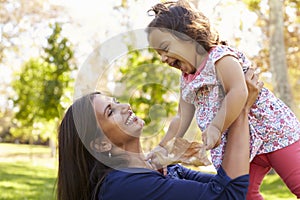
xmin=148 ymin=28 xmax=203 ymax=74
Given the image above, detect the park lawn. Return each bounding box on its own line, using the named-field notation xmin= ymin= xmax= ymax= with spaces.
xmin=0 ymin=143 xmax=57 ymax=200
xmin=261 ymin=173 xmax=296 ymax=200
xmin=0 ymin=143 xmax=297 ymax=200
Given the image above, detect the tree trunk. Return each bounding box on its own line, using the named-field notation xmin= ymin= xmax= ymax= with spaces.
xmin=269 ymin=0 xmax=294 ymax=109
xmin=49 ymin=137 xmax=56 ymax=158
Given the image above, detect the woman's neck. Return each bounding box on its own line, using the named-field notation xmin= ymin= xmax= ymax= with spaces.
xmin=127 ymin=153 xmax=154 ymax=169
xmin=116 ymin=141 xmax=154 ymax=169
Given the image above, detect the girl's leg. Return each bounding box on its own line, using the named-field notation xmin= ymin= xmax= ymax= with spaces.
xmin=267 ymin=140 xmax=300 ymax=198
xmin=246 ymin=154 xmax=271 ymax=200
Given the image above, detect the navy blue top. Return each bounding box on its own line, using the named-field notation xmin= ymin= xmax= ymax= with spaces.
xmin=98 ymin=164 xmax=249 ymax=200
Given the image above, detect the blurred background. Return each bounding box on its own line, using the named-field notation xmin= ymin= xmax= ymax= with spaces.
xmin=0 ymin=0 xmax=299 ymax=199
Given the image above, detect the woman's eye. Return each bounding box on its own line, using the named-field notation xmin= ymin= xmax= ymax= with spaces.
xmin=108 ymin=108 xmax=113 ymax=116
xmin=107 ymin=105 xmax=113 ymax=117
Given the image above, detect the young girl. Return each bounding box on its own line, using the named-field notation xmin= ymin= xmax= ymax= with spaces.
xmin=146 ymin=1 xmax=300 ymax=199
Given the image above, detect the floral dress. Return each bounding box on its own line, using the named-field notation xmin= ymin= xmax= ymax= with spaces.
xmin=181 ymin=45 xmax=300 ymax=169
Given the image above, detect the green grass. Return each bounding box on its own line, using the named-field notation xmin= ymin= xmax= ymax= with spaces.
xmin=0 ymin=143 xmax=297 ymax=200
xmin=0 ymin=143 xmax=57 ymax=200
xmin=261 ymin=173 xmax=296 ymax=200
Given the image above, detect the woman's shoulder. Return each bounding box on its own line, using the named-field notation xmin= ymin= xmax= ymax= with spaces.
xmin=99 ymin=168 xmax=170 ymax=199
xmin=105 ymin=168 xmax=165 ymax=183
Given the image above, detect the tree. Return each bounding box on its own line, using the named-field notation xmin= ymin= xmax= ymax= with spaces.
xmin=269 ymin=0 xmax=293 ymax=108
xmin=11 ymin=23 xmax=75 ymax=151
xmin=242 ymin=0 xmax=299 ymax=110
xmin=0 ymin=0 xmax=67 ymax=141
xmin=42 ymin=22 xmax=75 ymax=120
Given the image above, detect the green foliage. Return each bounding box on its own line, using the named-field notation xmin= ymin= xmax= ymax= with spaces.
xmin=12 ymin=59 xmax=49 ymax=125
xmin=42 ymin=22 xmax=75 ymax=120
xmin=116 ymin=48 xmax=180 ymax=135
xmin=11 ymin=22 xmax=75 ymax=143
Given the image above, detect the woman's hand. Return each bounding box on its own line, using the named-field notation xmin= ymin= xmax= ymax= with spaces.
xmin=244 ymin=68 xmax=264 ymax=112
xmin=221 ymin=68 xmax=263 ymax=178
xmin=202 ymin=124 xmax=221 ymax=150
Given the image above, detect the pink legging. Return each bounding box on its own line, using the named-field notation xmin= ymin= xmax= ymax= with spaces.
xmin=247 ymin=139 xmax=300 ymax=200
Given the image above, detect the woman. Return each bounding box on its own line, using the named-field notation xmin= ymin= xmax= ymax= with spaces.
xmin=57 ymin=68 xmax=262 ymax=200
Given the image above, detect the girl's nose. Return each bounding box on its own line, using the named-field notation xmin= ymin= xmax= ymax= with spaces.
xmin=161 ymin=54 xmax=168 ymax=63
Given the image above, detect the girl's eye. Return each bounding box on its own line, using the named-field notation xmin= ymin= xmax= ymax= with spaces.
xmin=160 ymin=43 xmax=169 ymax=52
xmin=161 ymin=45 xmax=168 ymax=52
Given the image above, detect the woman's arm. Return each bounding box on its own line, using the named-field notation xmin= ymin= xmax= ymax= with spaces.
xmin=222 ymin=68 xmax=263 ymax=179
xmin=203 ymin=56 xmax=248 ymax=149
xmin=167 ymin=164 xmax=214 ymax=182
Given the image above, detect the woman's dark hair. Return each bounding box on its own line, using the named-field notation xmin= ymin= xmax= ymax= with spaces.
xmin=57 ymin=92 xmax=126 ymax=200
xmin=146 ymin=0 xmax=227 ymax=54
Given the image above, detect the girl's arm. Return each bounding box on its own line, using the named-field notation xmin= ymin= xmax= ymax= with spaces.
xmin=146 ymin=90 xmax=195 ymax=166
xmin=203 ymin=56 xmax=248 ymax=149
xmin=159 ymin=90 xmax=195 ymax=147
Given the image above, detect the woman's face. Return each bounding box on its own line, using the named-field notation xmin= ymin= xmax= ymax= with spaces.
xmin=148 ymin=28 xmax=202 ymax=74
xmin=93 ymin=94 xmax=144 ymax=146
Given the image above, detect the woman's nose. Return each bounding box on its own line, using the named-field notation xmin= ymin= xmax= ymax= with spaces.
xmin=119 ymin=103 xmax=131 ymax=113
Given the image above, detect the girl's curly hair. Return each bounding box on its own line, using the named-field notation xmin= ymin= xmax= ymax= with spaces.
xmin=146 ymin=0 xmax=227 ymax=54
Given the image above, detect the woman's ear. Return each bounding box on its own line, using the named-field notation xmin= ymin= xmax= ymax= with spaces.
xmin=90 ymin=137 xmax=112 ymax=153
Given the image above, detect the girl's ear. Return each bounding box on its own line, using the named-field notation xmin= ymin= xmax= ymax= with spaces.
xmin=90 ymin=137 xmax=112 ymax=153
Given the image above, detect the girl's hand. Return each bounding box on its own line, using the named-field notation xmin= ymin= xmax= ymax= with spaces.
xmin=163 ymin=137 xmax=211 ymax=166
xmin=146 ymin=138 xmax=211 ymax=168
xmin=202 ymin=125 xmax=221 ymax=150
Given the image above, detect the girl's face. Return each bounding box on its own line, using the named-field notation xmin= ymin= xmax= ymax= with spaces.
xmin=93 ymin=94 xmax=144 ymax=146
xmin=148 ymin=29 xmax=203 ymax=74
